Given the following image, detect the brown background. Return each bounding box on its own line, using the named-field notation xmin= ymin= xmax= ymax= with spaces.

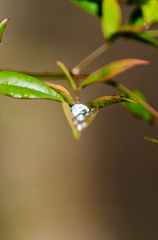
xmin=0 ymin=1 xmax=158 ymax=240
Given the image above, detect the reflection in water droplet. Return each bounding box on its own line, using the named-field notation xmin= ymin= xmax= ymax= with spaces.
xmin=77 ymin=124 xmax=82 ymax=131
xmin=82 ymin=122 xmax=87 ymax=128
xmin=24 ymin=94 xmax=27 ymax=97
xmin=76 ymin=114 xmax=85 ymax=122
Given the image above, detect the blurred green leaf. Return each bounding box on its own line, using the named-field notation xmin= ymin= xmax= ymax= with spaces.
xmin=102 ymin=0 xmax=121 ymax=39
xmin=110 ymin=30 xmax=158 ymax=47
xmin=141 ymin=1 xmax=158 ymax=25
xmin=70 ymin=0 xmax=102 ymax=18
xmin=62 ymin=102 xmax=81 ymax=140
xmin=86 ymin=95 xmax=137 ymax=109
xmin=121 ymin=90 xmax=154 ymax=122
xmin=144 ymin=136 xmax=158 ymax=145
xmin=44 ymin=82 xmax=75 ymax=107
xmin=0 ymin=18 xmax=9 ymax=44
xmin=0 ymin=71 xmax=64 ymax=101
xmin=124 ymin=31 xmax=158 ymax=47
xmin=80 ymin=58 xmax=149 ymax=89
xmin=56 ymin=61 xmax=77 ymax=90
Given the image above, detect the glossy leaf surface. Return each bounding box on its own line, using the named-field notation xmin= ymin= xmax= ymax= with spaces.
xmin=44 ymin=82 xmax=75 ymax=107
xmin=144 ymin=137 xmax=158 ymax=145
xmin=121 ymin=90 xmax=153 ymax=122
xmin=70 ymin=0 xmax=101 ymax=18
xmin=80 ymin=59 xmax=149 ymax=89
xmin=62 ymin=102 xmax=81 ymax=140
xmin=86 ymin=96 xmax=137 ymax=109
xmin=102 ymin=0 xmax=121 ymax=39
xmin=0 ymin=71 xmax=64 ymax=101
xmin=0 ymin=18 xmax=9 ymax=44
xmin=56 ymin=61 xmax=76 ymax=90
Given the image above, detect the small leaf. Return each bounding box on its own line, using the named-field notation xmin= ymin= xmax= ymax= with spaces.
xmin=56 ymin=61 xmax=77 ymax=90
xmin=62 ymin=102 xmax=81 ymax=140
xmin=70 ymin=0 xmax=102 ymax=18
xmin=102 ymin=0 xmax=121 ymax=39
xmin=0 ymin=71 xmax=64 ymax=101
xmin=86 ymin=95 xmax=137 ymax=109
xmin=144 ymin=136 xmax=158 ymax=145
xmin=0 ymin=18 xmax=9 ymax=44
xmin=44 ymin=82 xmax=75 ymax=107
xmin=80 ymin=59 xmax=149 ymax=89
xmin=121 ymin=90 xmax=154 ymax=122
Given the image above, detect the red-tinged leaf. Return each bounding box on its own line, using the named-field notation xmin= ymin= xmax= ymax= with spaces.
xmin=0 ymin=18 xmax=9 ymax=45
xmin=62 ymin=102 xmax=98 ymax=139
xmin=144 ymin=136 xmax=158 ymax=145
xmin=62 ymin=102 xmax=81 ymax=140
xmin=102 ymin=0 xmax=121 ymax=39
xmin=44 ymin=82 xmax=75 ymax=107
xmin=80 ymin=59 xmax=149 ymax=89
xmin=56 ymin=61 xmax=77 ymax=90
xmin=86 ymin=96 xmax=137 ymax=109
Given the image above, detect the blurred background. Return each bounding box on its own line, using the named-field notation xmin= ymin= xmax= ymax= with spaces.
xmin=0 ymin=1 xmax=158 ymax=240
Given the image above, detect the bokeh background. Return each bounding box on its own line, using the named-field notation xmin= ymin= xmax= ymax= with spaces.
xmin=0 ymin=1 xmax=158 ymax=240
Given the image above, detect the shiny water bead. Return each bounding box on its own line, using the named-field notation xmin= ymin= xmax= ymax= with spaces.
xmin=71 ymin=104 xmax=89 ymax=117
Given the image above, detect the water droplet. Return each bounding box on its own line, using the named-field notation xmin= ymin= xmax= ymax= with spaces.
xmin=76 ymin=114 xmax=85 ymax=122
xmin=77 ymin=124 xmax=82 ymax=131
xmin=24 ymin=94 xmax=27 ymax=97
xmin=11 ymin=92 xmax=13 ymax=96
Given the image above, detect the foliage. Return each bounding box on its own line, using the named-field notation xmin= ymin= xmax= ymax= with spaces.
xmin=0 ymin=0 xmax=158 ymax=140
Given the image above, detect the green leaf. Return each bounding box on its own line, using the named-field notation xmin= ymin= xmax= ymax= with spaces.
xmin=70 ymin=0 xmax=102 ymax=18
xmin=44 ymin=82 xmax=75 ymax=107
xmin=56 ymin=61 xmax=77 ymax=90
xmin=80 ymin=58 xmax=149 ymax=89
xmin=121 ymin=90 xmax=154 ymax=122
xmin=62 ymin=102 xmax=81 ymax=140
xmin=0 ymin=18 xmax=9 ymax=44
xmin=86 ymin=95 xmax=137 ymax=109
xmin=102 ymin=0 xmax=121 ymax=39
xmin=144 ymin=136 xmax=158 ymax=145
xmin=141 ymin=1 xmax=158 ymax=25
xmin=124 ymin=31 xmax=158 ymax=47
xmin=0 ymin=71 xmax=64 ymax=101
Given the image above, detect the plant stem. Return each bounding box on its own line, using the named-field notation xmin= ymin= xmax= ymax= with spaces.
xmin=106 ymin=80 xmax=158 ymax=119
xmin=74 ymin=75 xmax=80 ymax=103
xmin=0 ymin=70 xmax=88 ymax=80
xmin=71 ymin=43 xmax=110 ymax=75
